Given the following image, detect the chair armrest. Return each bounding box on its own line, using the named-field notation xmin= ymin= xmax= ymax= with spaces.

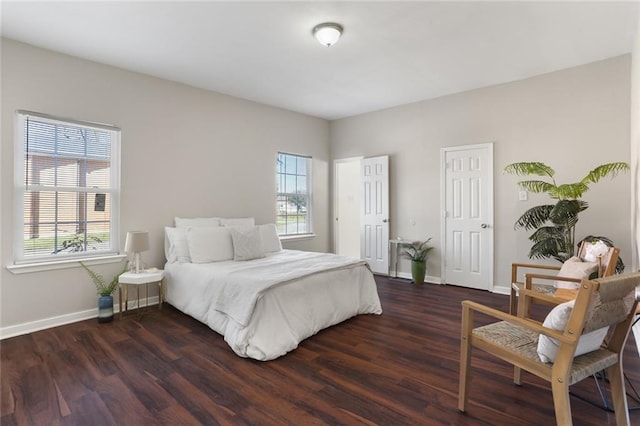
xmin=461 ymin=300 xmax=572 ymax=344
xmin=511 ymin=262 xmax=561 ymax=285
xmin=524 ymin=272 xmax=581 ymax=284
xmin=518 ymin=287 xmax=569 ymax=306
xmin=512 ymin=262 xmax=562 ymax=271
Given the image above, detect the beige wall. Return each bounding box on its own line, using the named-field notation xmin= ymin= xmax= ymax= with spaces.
xmin=331 ymin=55 xmax=632 ymax=291
xmin=1 ymin=39 xmax=330 ymax=333
xmin=632 ymin=13 xmax=640 ymax=272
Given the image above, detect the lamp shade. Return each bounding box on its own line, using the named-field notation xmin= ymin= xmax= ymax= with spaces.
xmin=124 ymin=231 xmax=149 ymax=253
xmin=313 ymin=23 xmax=343 ymax=47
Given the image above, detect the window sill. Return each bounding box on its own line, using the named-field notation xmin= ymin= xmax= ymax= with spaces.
xmin=279 ymin=233 xmax=316 ymax=242
xmin=7 ymin=254 xmax=127 ymax=275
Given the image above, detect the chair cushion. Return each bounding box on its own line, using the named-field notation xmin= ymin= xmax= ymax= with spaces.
xmin=537 ymin=300 xmax=608 ymax=363
xmin=555 ymin=256 xmax=598 ymax=289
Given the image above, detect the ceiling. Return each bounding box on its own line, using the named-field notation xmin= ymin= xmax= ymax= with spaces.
xmin=1 ymin=1 xmax=638 ymax=120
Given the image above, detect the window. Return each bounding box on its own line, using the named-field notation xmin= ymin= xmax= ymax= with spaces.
xmin=14 ymin=111 xmax=120 ymax=264
xmin=276 ymin=152 xmax=312 ymax=236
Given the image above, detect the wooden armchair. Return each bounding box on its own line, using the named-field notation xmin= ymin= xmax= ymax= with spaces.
xmin=510 ymin=241 xmax=620 ymax=315
xmin=459 ymin=272 xmax=640 ymax=426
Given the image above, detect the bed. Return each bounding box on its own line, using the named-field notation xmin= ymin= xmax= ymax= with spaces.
xmin=163 ymin=218 xmax=382 ymax=361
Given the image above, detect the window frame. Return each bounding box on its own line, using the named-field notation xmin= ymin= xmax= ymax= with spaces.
xmin=12 ymin=110 xmax=121 ymax=267
xmin=276 ymin=152 xmax=313 ymax=237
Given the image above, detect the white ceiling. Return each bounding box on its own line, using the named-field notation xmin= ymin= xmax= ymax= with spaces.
xmin=2 ymin=1 xmax=638 ymax=120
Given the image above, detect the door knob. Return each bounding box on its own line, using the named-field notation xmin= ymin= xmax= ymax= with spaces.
xmin=481 ymin=223 xmax=489 ymax=229
xmin=382 ymin=219 xmax=389 ymax=223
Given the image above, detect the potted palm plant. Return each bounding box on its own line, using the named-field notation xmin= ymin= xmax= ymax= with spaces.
xmin=80 ymin=262 xmax=128 ymax=323
xmin=401 ymin=238 xmax=434 ymax=284
xmin=504 ymin=161 xmax=628 ymax=262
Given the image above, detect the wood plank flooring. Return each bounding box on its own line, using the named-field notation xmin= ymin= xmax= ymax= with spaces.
xmin=2 ymin=275 xmax=640 ymax=425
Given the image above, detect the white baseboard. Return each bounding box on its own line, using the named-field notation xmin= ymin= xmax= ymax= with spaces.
xmin=0 ymin=296 xmax=160 ymax=340
xmin=391 ymin=271 xmax=441 ymax=284
xmin=491 ymin=285 xmax=511 ymax=295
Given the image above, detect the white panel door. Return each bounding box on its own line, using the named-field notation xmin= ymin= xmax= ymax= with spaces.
xmin=442 ymin=144 xmax=493 ymax=290
xmin=362 ymin=156 xmax=389 ymax=274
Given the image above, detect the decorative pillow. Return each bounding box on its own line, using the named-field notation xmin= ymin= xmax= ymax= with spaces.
xmin=260 ymin=224 xmax=282 ymax=253
xmin=164 ymin=227 xmax=191 ymax=263
xmin=186 ymin=227 xmax=234 ymax=263
xmin=220 ymin=217 xmax=255 ymax=227
xmin=555 ymin=256 xmax=598 ymax=289
xmin=537 ymin=300 xmax=609 ymax=363
xmin=230 ymin=226 xmax=265 ymax=261
xmin=175 ymin=217 xmax=221 ymax=228
xmin=582 ymin=240 xmax=609 ymax=262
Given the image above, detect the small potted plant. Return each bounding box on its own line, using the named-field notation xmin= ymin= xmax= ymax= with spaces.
xmin=401 ymin=238 xmax=434 ymax=284
xmin=80 ymin=262 xmax=128 ymax=323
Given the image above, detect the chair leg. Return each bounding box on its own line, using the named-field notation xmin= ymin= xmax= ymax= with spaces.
xmin=459 ymin=306 xmax=473 ymax=412
xmin=509 ymin=286 xmax=517 ymax=315
xmin=606 ymin=364 xmax=631 ymax=426
xmin=458 ymin=336 xmax=471 ymax=412
xmin=551 ymin=379 xmax=572 ymax=426
xmin=514 ymin=366 xmax=522 ymax=385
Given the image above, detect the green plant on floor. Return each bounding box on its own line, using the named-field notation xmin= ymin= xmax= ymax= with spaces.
xmin=402 ymin=238 xmax=434 ymax=284
xmin=80 ymin=261 xmax=128 ymax=296
xmin=401 ymin=238 xmax=434 ymax=262
xmin=504 ymin=161 xmax=628 ymax=263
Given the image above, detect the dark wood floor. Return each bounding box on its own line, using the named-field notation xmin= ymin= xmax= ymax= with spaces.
xmin=2 ymin=275 xmax=640 ymax=425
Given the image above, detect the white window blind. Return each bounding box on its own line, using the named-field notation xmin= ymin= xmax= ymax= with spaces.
xmin=276 ymin=152 xmax=312 ymax=236
xmin=14 ymin=111 xmax=121 ymax=264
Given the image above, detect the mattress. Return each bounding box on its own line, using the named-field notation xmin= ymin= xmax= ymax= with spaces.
xmin=164 ymin=249 xmax=382 ymax=360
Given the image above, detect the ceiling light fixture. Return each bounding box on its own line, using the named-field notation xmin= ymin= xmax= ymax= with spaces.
xmin=313 ymin=22 xmax=343 ymax=47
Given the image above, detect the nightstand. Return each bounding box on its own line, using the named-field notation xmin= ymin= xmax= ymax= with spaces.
xmin=118 ymin=269 xmax=165 ymax=318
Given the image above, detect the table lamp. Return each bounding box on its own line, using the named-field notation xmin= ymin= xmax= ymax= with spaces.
xmin=124 ymin=231 xmax=149 ymax=273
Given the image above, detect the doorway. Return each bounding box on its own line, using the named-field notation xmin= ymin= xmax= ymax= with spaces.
xmin=441 ymin=143 xmax=494 ymax=290
xmin=334 ymin=156 xmax=390 ymax=275
xmin=334 ymin=158 xmax=362 ymax=259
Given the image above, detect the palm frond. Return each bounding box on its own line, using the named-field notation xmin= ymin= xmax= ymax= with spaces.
xmin=548 ymin=200 xmax=588 ymax=228
xmin=549 ymin=182 xmax=589 ymax=200
xmin=514 ymin=205 xmax=554 ymax=231
xmin=528 ymin=226 xmax=564 ymax=243
xmin=529 ymin=238 xmax=567 ymax=263
xmin=581 ymin=162 xmax=629 ymax=185
xmin=517 ymin=180 xmax=556 ymax=194
xmin=504 ymin=162 xmax=555 ymax=178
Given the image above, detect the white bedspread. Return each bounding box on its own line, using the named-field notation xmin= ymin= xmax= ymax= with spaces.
xmin=165 ymin=250 xmax=382 ymax=360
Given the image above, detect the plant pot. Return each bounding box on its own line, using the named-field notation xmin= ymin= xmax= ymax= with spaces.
xmin=411 ymin=260 xmax=426 ymax=284
xmin=98 ymin=295 xmax=114 ymax=323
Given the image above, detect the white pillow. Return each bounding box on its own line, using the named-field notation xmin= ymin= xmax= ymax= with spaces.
xmin=555 ymin=256 xmax=598 ymax=289
xmin=537 ymin=300 xmax=608 ymax=363
xmin=164 ymin=227 xmax=191 ymax=263
xmin=230 ymin=226 xmax=265 ymax=261
xmin=187 ymin=227 xmax=233 ymax=263
xmin=220 ymin=217 xmax=255 ymax=227
xmin=175 ymin=217 xmax=221 ymax=228
xmin=259 ymin=224 xmax=282 ymax=253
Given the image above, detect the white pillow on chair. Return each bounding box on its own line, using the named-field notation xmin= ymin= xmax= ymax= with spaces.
xmin=555 ymin=256 xmax=598 ymax=289
xmin=537 ymin=300 xmax=608 ymax=363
